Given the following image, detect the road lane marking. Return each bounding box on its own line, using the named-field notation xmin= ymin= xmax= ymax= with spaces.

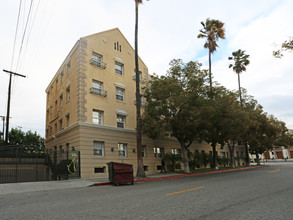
xmin=166 ymin=186 xmax=205 ymax=196
xmin=269 ymin=167 xmax=280 ymax=173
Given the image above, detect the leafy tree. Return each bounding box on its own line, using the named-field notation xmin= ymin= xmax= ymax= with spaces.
xmin=24 ymin=130 xmax=44 ymax=146
xmin=240 ymin=89 xmax=260 ymax=165
xmin=265 ymin=115 xmax=293 ymax=151
xmin=6 ymin=128 xmax=44 ymax=146
xmin=244 ymin=107 xmax=291 ymax=165
xmin=228 ymin=49 xmax=250 ymax=105
xmin=8 ymin=128 xmax=25 ymax=145
xmin=198 ymin=18 xmax=225 ymax=94
xmin=215 ymin=89 xmax=248 ymax=167
xmin=142 ymin=59 xmax=208 ymax=173
xmin=273 ymin=37 xmax=293 ymax=58
xmin=200 ymin=86 xmax=248 ymax=168
xmin=239 ymin=92 xmax=291 ymax=165
xmin=134 ymin=0 xmax=147 ymax=178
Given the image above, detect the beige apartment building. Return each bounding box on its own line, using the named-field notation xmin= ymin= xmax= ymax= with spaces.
xmin=45 ymin=28 xmax=245 ymax=178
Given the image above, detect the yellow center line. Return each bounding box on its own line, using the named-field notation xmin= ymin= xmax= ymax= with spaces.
xmin=166 ymin=186 xmax=205 ymax=196
xmin=269 ymin=167 xmax=280 ymax=173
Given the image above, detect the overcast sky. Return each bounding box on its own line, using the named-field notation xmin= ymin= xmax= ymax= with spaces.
xmin=0 ymin=0 xmax=292 ymax=137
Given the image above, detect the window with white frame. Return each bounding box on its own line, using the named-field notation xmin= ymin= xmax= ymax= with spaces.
xmin=66 ymin=86 xmax=70 ymax=101
xmin=154 ymin=147 xmax=164 ymax=158
xmin=117 ymin=114 xmax=125 ymax=128
xmin=115 ymin=62 xmax=123 ymax=75
xmin=91 ymin=80 xmax=103 ymax=95
xmin=92 ymin=52 xmax=102 ymax=65
xmin=116 ymin=87 xmax=125 ymax=101
xmin=172 ymin=148 xmax=181 ymax=156
xmin=93 ymin=110 xmax=103 ymax=125
xmin=118 ymin=143 xmax=127 ymax=157
xmin=142 ymin=145 xmax=147 ymax=158
xmin=93 ymin=141 xmax=104 ymax=156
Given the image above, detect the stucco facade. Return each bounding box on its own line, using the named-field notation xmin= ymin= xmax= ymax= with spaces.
xmin=45 ymin=28 xmax=245 ymax=178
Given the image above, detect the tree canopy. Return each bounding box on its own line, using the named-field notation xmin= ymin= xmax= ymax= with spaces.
xmin=142 ymin=58 xmax=292 ymax=172
xmin=273 ymin=37 xmax=293 ymax=58
xmin=142 ymin=59 xmax=208 ymax=173
xmin=0 ymin=128 xmax=44 ymax=147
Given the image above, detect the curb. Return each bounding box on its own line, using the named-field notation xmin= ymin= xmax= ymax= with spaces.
xmin=92 ymin=165 xmax=268 ymax=186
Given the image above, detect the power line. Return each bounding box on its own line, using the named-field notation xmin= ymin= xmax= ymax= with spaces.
xmin=15 ymin=0 xmax=34 ymax=72
xmin=10 ymin=0 xmax=23 ymax=71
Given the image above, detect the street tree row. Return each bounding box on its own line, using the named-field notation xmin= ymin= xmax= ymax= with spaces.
xmin=142 ymin=59 xmax=293 ymax=173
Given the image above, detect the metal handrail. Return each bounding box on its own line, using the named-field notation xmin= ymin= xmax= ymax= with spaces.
xmin=90 ymin=87 xmax=107 ymax=97
xmin=90 ymin=59 xmax=107 ymax=69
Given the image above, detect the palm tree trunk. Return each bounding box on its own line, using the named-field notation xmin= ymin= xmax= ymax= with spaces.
xmin=208 ymin=50 xmax=212 ymax=95
xmin=135 ymin=1 xmax=145 ymax=178
xmin=237 ymin=72 xmax=242 ymax=106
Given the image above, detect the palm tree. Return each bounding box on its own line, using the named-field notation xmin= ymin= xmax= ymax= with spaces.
xmin=198 ymin=18 xmax=225 ymax=169
xmin=135 ymin=0 xmax=146 ymax=178
xmin=228 ymin=49 xmax=250 ymax=166
xmin=228 ymin=49 xmax=250 ymax=106
xmin=197 ymin=18 xmax=225 ymax=94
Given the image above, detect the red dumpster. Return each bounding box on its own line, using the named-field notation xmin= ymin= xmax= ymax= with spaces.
xmin=107 ymin=161 xmax=134 ymax=185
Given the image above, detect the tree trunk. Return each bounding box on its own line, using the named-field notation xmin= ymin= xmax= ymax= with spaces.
xmin=211 ymin=142 xmax=217 ymax=168
xmin=237 ymin=72 xmax=242 ymax=106
xmin=208 ymin=50 xmax=212 ymax=95
xmin=135 ymin=2 xmax=145 ymax=178
xmin=181 ymin=142 xmax=190 ymax=174
xmin=244 ymin=141 xmax=250 ymax=166
xmin=228 ymin=141 xmax=235 ymax=168
xmin=255 ymin=150 xmax=260 ymax=165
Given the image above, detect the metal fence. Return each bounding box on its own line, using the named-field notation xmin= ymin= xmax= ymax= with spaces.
xmin=46 ymin=148 xmax=81 ymax=181
xmin=0 ymin=145 xmax=80 ymax=184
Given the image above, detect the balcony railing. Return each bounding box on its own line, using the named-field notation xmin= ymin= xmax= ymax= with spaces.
xmin=90 ymin=88 xmax=107 ymax=97
xmin=90 ymin=59 xmax=107 ymax=69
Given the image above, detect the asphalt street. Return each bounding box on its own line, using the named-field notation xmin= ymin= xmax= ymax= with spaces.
xmin=1 ymin=163 xmax=292 ymax=220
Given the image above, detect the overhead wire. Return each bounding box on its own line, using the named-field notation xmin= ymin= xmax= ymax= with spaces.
xmin=5 ymin=0 xmax=58 ymax=137
xmin=12 ymin=0 xmax=35 ymax=98
xmin=27 ymin=0 xmax=58 ymax=74
xmin=15 ymin=0 xmax=34 ymax=73
xmin=2 ymin=0 xmax=23 ymax=127
xmin=20 ymin=0 xmax=40 ymax=77
xmin=10 ymin=0 xmax=23 ymax=71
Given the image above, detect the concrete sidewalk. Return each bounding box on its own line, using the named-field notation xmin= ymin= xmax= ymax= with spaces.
xmin=0 ymin=166 xmax=266 ymax=195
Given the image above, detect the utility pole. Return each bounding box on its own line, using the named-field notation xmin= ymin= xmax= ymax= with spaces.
xmin=3 ymin=69 xmax=26 ymax=145
xmin=0 ymin=115 xmax=5 ymax=139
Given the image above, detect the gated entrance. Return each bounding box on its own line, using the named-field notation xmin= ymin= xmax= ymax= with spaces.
xmin=0 ymin=145 xmax=80 ymax=184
